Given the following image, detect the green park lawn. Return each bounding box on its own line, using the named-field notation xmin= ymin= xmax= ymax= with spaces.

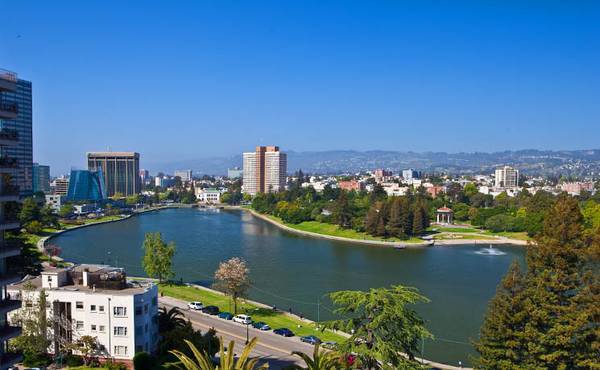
xmin=432 ymin=233 xmax=496 ymax=240
xmin=264 ymin=215 xmax=424 ymax=244
xmin=483 ymin=230 xmax=531 ymax=241
xmin=427 ymin=226 xmax=481 ymax=233
xmin=158 ymin=283 xmax=346 ymax=343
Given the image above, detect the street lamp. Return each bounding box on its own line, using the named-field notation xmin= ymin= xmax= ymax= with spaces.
xmin=245 ymin=308 xmax=250 ymax=344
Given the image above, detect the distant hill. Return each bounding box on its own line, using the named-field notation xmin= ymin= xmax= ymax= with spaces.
xmin=146 ymin=149 xmax=600 ymax=177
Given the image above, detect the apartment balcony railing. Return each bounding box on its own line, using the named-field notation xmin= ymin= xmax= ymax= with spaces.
xmin=0 ymin=298 xmax=21 ymax=314
xmin=0 ymin=99 xmax=17 ymax=120
xmin=0 ymin=324 xmax=21 ymax=342
xmin=0 ymin=184 xmax=19 ymax=196
xmin=0 ymin=351 xmax=23 ymax=369
xmin=0 ymin=128 xmax=18 ymax=141
xmin=0 ymin=69 xmax=17 ymax=93
xmin=0 ymin=156 xmax=17 ymax=169
xmin=0 ymin=241 xmax=21 ymax=259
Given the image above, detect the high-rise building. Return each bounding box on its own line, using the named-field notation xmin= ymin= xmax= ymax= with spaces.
xmin=32 ymin=163 xmax=51 ymax=193
xmin=139 ymin=169 xmax=149 ymax=185
xmin=242 ymin=146 xmax=287 ymax=195
xmin=174 ymin=170 xmax=193 ymax=182
xmin=0 ymin=71 xmax=32 ymax=196
xmin=227 ymin=167 xmax=243 ymax=179
xmin=494 ymin=166 xmax=519 ymax=189
xmin=87 ymin=152 xmax=140 ymax=197
xmin=66 ymin=169 xmax=107 ymax=202
xmin=402 ymin=169 xmax=421 ymax=180
xmin=52 ymin=176 xmax=70 ymax=196
xmin=0 ymin=67 xmax=23 ymax=369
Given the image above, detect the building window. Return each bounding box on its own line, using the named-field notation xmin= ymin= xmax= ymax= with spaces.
xmin=76 ymin=321 xmax=84 ymax=330
xmin=152 ymin=297 xmax=157 ymax=306
xmin=144 ymin=304 xmax=148 ymax=314
xmin=76 ymin=301 xmax=84 ymax=310
xmin=114 ymin=345 xmax=128 ymax=356
xmin=91 ymin=324 xmax=97 ymax=332
xmin=135 ymin=307 xmax=142 ymax=316
xmin=90 ymin=305 xmax=97 ymax=312
xmin=99 ymin=305 xmax=105 ymax=313
xmin=113 ymin=306 xmax=127 ymax=317
xmin=99 ymin=325 xmax=105 ymax=333
xmin=113 ymin=326 xmax=127 ymax=336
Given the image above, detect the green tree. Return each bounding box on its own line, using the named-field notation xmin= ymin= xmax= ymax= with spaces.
xmin=58 ymin=203 xmax=75 ymax=218
xmin=326 ymin=285 xmax=431 ymax=369
xmin=475 ymin=194 xmax=599 ymax=369
xmin=473 ymin=262 xmax=527 ymax=369
xmin=19 ymin=197 xmax=41 ymax=224
xmin=142 ymin=232 xmax=176 ymax=282
xmin=40 ymin=205 xmax=59 ymax=228
xmin=333 ymin=191 xmax=352 ymax=228
xmin=25 ymin=220 xmax=43 ymax=234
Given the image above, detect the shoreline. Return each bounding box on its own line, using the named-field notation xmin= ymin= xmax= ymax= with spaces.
xmin=244 ymin=208 xmax=528 ymax=247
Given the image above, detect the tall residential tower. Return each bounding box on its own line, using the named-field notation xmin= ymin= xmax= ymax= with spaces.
xmin=87 ymin=152 xmax=140 ymax=197
xmin=0 ymin=68 xmax=23 ymax=370
xmin=242 ymin=146 xmax=287 ymax=195
xmin=494 ymin=166 xmax=519 ymax=190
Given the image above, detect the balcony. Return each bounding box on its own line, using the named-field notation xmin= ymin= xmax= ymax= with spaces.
xmin=0 ymin=156 xmax=17 ymax=172
xmin=0 ymin=69 xmax=17 ymax=93
xmin=0 ymin=185 xmax=19 ymax=202
xmin=0 ymin=242 xmax=21 ymax=259
xmin=0 ymin=99 xmax=17 ymax=120
xmin=0 ymin=219 xmax=20 ymax=231
xmin=0 ymin=351 xmax=23 ymax=369
xmin=0 ymin=299 xmax=21 ymax=315
xmin=0 ymin=128 xmax=18 ymax=146
xmin=0 ymin=324 xmax=21 ymax=342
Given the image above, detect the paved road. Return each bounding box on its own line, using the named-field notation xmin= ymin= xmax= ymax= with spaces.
xmin=160 ymin=296 xmax=319 ymax=369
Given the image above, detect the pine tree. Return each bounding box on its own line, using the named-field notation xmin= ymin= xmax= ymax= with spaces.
xmin=473 ymin=262 xmax=527 ymax=369
xmin=476 ymin=194 xmax=599 ymax=369
xmin=376 ymin=216 xmax=386 ymax=237
xmin=387 ymin=198 xmax=402 ymax=237
xmin=411 ymin=204 xmax=424 ymax=236
xmin=365 ymin=206 xmax=379 ymax=235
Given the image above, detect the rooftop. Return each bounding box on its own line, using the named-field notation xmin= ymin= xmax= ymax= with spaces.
xmin=87 ymin=152 xmax=139 ymax=158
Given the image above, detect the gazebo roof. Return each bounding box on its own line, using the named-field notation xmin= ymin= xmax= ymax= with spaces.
xmin=436 ymin=206 xmax=453 ymax=213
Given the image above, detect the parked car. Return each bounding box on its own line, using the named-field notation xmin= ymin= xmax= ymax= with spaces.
xmin=233 ymin=314 xmax=252 ymax=325
xmin=252 ymin=321 xmax=271 ymax=331
xmin=322 ymin=341 xmax=337 ymax=349
xmin=273 ymin=328 xmax=294 ymax=337
xmin=218 ymin=311 xmax=233 ymax=320
xmin=202 ymin=305 xmax=220 ymax=315
xmin=300 ymin=335 xmax=321 ymax=345
xmin=188 ymin=301 xmax=203 ymax=310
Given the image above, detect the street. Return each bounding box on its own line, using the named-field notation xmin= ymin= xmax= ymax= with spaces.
xmin=160 ymin=296 xmax=319 ymax=369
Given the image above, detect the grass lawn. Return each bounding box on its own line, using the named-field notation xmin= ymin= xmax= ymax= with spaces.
xmin=427 ymin=226 xmax=481 ymax=233
xmin=264 ymin=215 xmax=423 ymax=244
xmin=483 ymin=231 xmax=531 ymax=241
xmin=158 ymin=283 xmax=346 ymax=343
xmin=432 ymin=233 xmax=496 ymax=240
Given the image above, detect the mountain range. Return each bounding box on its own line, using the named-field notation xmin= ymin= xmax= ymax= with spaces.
xmin=146 ymin=149 xmax=600 ymax=177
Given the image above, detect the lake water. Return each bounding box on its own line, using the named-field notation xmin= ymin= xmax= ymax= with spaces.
xmin=51 ymin=208 xmax=525 ymax=366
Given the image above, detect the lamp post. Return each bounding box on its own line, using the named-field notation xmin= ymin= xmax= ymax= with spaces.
xmin=245 ymin=308 xmax=250 ymax=344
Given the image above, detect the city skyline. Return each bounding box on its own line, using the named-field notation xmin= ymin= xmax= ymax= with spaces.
xmin=1 ymin=1 xmax=599 ymax=175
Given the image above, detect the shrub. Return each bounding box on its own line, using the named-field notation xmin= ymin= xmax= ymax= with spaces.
xmin=133 ymin=351 xmax=154 ymax=370
xmin=65 ymin=354 xmax=84 ymax=367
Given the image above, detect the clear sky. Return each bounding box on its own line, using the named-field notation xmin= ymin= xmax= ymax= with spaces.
xmin=1 ymin=1 xmax=599 ymax=175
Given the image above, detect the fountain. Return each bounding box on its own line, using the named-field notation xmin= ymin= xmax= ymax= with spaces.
xmin=475 ymin=245 xmax=507 ymax=256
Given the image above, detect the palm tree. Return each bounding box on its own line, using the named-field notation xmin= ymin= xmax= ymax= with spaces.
xmin=292 ymin=344 xmax=341 ymax=370
xmin=170 ymin=337 xmax=269 ymax=370
xmin=159 ymin=306 xmax=188 ymax=333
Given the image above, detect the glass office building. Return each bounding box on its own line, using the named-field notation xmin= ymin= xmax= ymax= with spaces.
xmin=0 ymin=78 xmax=32 ymax=196
xmin=32 ymin=163 xmax=50 ymax=193
xmin=66 ymin=169 xmax=107 ymax=202
xmin=87 ymin=152 xmax=140 ymax=197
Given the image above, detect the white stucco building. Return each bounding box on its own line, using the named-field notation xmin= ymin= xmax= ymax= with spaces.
xmin=8 ymin=265 xmax=158 ymax=366
xmin=195 ymin=188 xmax=223 ymax=204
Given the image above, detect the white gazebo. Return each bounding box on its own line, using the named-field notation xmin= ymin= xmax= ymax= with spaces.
xmin=436 ymin=206 xmax=454 ymax=224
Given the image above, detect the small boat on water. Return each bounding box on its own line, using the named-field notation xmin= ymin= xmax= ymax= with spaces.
xmin=394 ymin=244 xmax=407 ymax=250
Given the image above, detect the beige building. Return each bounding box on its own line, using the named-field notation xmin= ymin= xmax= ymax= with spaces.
xmin=243 ymin=146 xmax=287 ymax=195
xmin=87 ymin=152 xmax=140 ymax=197
xmin=494 ymin=166 xmax=519 ymax=190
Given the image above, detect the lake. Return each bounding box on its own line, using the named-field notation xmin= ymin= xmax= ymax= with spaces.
xmin=51 ymin=208 xmax=525 ymax=366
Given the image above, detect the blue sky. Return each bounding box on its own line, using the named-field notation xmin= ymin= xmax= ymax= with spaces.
xmin=1 ymin=1 xmax=599 ymax=175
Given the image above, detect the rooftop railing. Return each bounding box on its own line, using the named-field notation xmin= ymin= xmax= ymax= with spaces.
xmin=0 ymin=68 xmax=17 ymax=83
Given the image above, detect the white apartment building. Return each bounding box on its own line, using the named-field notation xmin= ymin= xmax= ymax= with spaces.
xmin=195 ymin=188 xmax=222 ymax=203
xmin=45 ymin=194 xmax=65 ymax=212
xmin=174 ymin=170 xmax=193 ymax=182
xmin=264 ymin=150 xmax=286 ymax=193
xmin=8 ymin=265 xmax=158 ymax=366
xmin=242 ymin=152 xmax=258 ymax=195
xmin=494 ymin=166 xmax=519 ymax=189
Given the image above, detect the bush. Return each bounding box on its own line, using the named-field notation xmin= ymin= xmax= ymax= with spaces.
xmin=25 ymin=220 xmax=43 ymax=234
xmin=484 ymin=214 xmax=516 ymax=233
xmin=133 ymin=352 xmax=154 ymax=370
xmin=65 ymin=354 xmax=84 ymax=367
xmin=23 ymin=350 xmax=51 ymax=367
